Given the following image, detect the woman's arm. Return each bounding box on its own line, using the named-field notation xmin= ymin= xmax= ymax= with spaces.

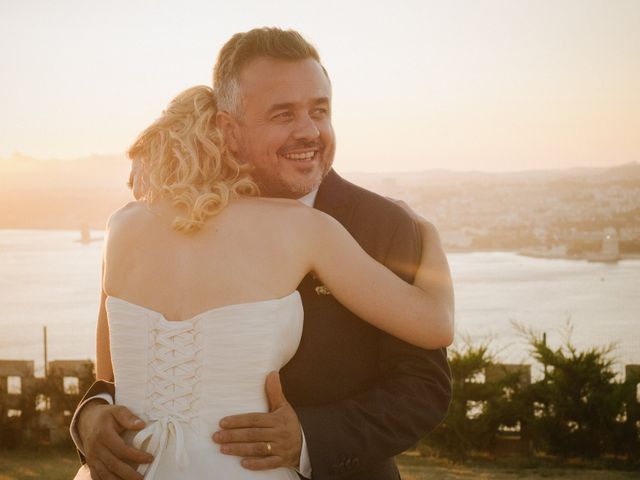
xmin=308 ymin=210 xmax=454 ymax=349
xmin=413 ymin=217 xmax=455 ymax=336
xmin=96 ymin=262 xmax=114 ymax=381
xmin=95 ymin=208 xmax=128 ymax=382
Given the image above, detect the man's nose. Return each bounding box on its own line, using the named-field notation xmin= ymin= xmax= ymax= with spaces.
xmin=292 ymin=113 xmax=320 ymax=140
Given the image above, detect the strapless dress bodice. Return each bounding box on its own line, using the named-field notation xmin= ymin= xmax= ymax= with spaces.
xmin=106 ymin=291 xmax=303 ymax=480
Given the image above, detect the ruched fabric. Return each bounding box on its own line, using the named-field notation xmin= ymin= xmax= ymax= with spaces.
xmin=107 ymin=291 xmax=303 ymax=480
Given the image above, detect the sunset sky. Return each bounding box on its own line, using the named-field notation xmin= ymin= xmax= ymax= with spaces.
xmin=0 ymin=0 xmax=638 ymax=172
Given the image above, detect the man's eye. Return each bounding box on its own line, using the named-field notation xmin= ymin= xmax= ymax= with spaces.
xmin=312 ymin=108 xmax=329 ymax=117
xmin=273 ymin=111 xmax=293 ymax=121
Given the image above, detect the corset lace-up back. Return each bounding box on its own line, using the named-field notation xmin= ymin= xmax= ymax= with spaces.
xmin=106 ymin=292 xmax=303 ymax=480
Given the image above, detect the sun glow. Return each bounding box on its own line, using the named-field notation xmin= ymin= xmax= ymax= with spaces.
xmin=0 ymin=0 xmax=638 ymax=173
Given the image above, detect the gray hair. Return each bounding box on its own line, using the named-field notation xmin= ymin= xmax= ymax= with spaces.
xmin=213 ymin=27 xmax=326 ymax=117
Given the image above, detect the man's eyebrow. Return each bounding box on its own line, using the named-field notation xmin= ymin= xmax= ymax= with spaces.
xmin=311 ymin=96 xmax=330 ymax=108
xmin=267 ymin=102 xmax=295 ymax=114
xmin=266 ymin=97 xmax=330 ymax=114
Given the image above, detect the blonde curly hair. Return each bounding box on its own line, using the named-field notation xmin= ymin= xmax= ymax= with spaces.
xmin=127 ymin=86 xmax=259 ymax=233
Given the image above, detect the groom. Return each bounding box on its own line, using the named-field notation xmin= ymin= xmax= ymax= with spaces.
xmin=71 ymin=28 xmax=453 ymax=479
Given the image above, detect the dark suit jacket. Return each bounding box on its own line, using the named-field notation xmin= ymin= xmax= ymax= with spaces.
xmin=76 ymin=169 xmax=452 ymax=480
xmin=280 ymin=170 xmax=451 ymax=479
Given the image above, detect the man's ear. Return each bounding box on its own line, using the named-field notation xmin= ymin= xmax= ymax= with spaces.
xmin=216 ymin=111 xmax=240 ymax=153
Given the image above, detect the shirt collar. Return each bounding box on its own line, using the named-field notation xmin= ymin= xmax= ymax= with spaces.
xmin=298 ymin=188 xmax=319 ymax=207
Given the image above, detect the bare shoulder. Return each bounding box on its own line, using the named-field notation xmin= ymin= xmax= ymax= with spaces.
xmin=104 ymin=201 xmax=151 ymax=251
xmin=230 ymin=197 xmax=338 ymax=240
xmin=265 ymin=197 xmax=337 ymax=229
xmin=233 ymin=196 xmax=323 ymax=223
xmin=235 ymin=196 xmax=306 ymax=211
xmin=107 ymin=201 xmax=153 ymax=230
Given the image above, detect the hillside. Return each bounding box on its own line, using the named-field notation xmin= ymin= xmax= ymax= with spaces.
xmin=0 ymin=153 xmax=638 ymax=230
xmin=0 ymin=154 xmax=131 ymax=229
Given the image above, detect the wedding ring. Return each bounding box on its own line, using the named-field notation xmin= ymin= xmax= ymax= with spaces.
xmin=266 ymin=441 xmax=272 ymax=455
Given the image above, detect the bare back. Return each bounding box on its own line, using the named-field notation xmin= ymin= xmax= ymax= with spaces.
xmin=97 ymin=192 xmax=452 ymax=383
xmin=103 ymin=197 xmax=313 ymax=322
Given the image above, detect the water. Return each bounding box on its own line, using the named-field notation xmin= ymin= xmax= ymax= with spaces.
xmin=0 ymin=230 xmax=102 ymax=375
xmin=0 ymin=230 xmax=638 ymax=377
xmin=449 ymin=252 xmax=639 ymax=377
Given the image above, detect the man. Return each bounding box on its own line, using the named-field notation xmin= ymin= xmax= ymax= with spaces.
xmin=71 ymin=28 xmax=453 ymax=480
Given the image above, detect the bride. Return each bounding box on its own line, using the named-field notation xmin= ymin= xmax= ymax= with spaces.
xmin=76 ymin=86 xmax=453 ymax=480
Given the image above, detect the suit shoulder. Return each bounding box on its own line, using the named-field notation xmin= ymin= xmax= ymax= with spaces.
xmin=336 ymin=177 xmax=424 ymax=274
xmin=342 ymin=178 xmax=416 ymax=226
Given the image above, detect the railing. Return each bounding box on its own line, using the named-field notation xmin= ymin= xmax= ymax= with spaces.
xmin=0 ymin=359 xmax=94 ymax=445
xmin=424 ymin=362 xmax=640 ymax=458
xmin=1 ymin=359 xmax=639 ymax=457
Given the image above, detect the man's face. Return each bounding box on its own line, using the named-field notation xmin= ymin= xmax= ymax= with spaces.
xmin=229 ymin=57 xmax=335 ymax=199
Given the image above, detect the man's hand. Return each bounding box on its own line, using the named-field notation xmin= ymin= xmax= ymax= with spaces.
xmin=78 ymin=401 xmax=153 ymax=480
xmin=213 ymin=371 xmax=302 ymax=470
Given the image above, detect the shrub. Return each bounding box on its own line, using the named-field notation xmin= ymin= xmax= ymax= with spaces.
xmin=516 ymin=323 xmax=626 ymax=457
xmin=423 ymin=339 xmax=526 ymax=457
xmin=422 ymin=323 xmax=639 ymax=462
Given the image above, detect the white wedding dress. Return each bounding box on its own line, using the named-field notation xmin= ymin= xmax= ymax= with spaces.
xmin=105 ymin=290 xmax=303 ymax=480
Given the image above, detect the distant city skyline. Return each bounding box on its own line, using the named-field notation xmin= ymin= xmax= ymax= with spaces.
xmin=1 ymin=0 xmax=638 ymax=173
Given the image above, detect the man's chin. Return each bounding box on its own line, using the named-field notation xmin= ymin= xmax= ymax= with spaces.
xmin=261 ymin=179 xmax=318 ymax=199
xmin=287 ymin=171 xmax=327 ymax=196
xmin=254 ymin=165 xmax=330 ymax=199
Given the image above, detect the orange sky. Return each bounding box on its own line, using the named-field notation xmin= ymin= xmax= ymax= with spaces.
xmin=0 ymin=0 xmax=638 ymax=172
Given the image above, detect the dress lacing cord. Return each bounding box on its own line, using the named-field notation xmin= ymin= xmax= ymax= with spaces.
xmin=133 ymin=322 xmax=201 ymax=479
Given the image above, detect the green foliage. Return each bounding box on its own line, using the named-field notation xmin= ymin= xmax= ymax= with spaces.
xmin=423 ymin=340 xmax=527 ymax=457
xmin=423 ymin=324 xmax=639 ymax=461
xmin=519 ymin=324 xmax=634 ymax=458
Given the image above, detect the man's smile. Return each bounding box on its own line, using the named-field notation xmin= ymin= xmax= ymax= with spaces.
xmin=278 ymin=147 xmax=321 ymax=165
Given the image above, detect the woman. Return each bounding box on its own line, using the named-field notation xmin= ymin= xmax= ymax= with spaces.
xmin=78 ymin=86 xmax=453 ymax=480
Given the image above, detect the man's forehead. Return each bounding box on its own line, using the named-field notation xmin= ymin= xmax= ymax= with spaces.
xmin=238 ymin=57 xmax=331 ymax=105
